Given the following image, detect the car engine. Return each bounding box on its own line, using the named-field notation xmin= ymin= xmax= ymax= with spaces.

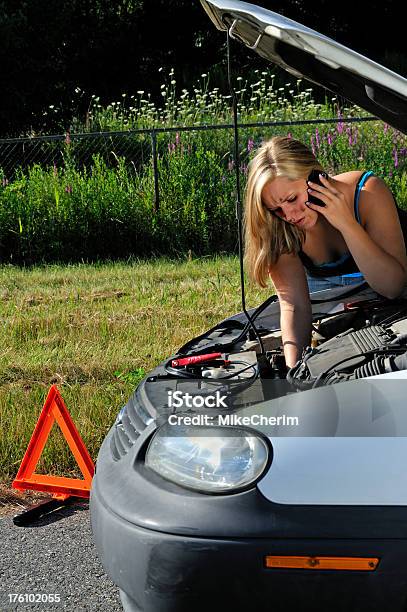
xmin=287 ymin=298 xmax=407 ymax=389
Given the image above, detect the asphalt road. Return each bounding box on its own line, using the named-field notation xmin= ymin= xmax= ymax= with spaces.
xmin=0 ymin=500 xmax=122 ymax=611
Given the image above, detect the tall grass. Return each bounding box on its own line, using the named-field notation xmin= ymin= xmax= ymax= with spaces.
xmin=0 ymin=257 xmax=266 ymax=483
xmin=1 ymin=70 xmax=407 ymax=263
xmin=74 ymin=71 xmax=338 ymax=132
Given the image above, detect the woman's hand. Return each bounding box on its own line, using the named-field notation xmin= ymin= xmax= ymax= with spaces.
xmin=306 ymin=174 xmax=356 ymax=233
xmin=307 ymin=173 xmax=407 ymax=298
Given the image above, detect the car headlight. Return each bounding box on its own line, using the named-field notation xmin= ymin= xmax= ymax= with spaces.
xmin=145 ymin=423 xmax=269 ymax=493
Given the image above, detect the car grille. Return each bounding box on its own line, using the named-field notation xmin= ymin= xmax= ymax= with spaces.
xmin=110 ymin=392 xmax=154 ymax=460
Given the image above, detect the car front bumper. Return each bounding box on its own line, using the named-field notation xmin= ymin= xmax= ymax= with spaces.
xmin=90 ymin=428 xmax=407 ymax=612
xmin=91 ymin=483 xmax=407 ymax=612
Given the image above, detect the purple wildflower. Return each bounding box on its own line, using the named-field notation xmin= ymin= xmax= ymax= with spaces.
xmin=389 ymin=170 xmax=393 ymax=178
xmin=327 ymin=132 xmax=333 ymax=146
xmin=310 ymin=135 xmax=316 ymax=156
xmin=65 ymin=185 xmax=73 ymax=194
xmin=315 ymin=127 xmax=320 ymax=148
xmin=175 ymin=132 xmax=180 ymax=146
xmin=400 ymin=148 xmax=407 ymax=156
xmin=240 ymin=163 xmax=248 ymax=175
xmin=393 ymin=148 xmax=399 ymax=168
xmin=228 ymin=160 xmax=235 ymax=172
xmin=337 ymin=111 xmax=344 ymax=134
xmin=287 ymin=132 xmax=292 ymax=140
xmin=337 ymin=122 xmax=344 ymax=135
xmin=247 ymin=138 xmax=254 ymax=152
xmin=384 ymin=123 xmax=389 ymax=133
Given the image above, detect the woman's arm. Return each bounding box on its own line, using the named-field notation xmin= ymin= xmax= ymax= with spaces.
xmin=341 ymin=222 xmax=406 ymax=299
xmin=269 ymin=253 xmax=312 ymax=368
xmin=308 ymin=175 xmax=407 ymax=299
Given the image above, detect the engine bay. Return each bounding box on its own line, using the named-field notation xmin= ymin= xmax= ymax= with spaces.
xmin=287 ymin=300 xmax=407 ymax=389
xmin=109 ymin=288 xmax=407 ymax=468
xmin=171 ymin=295 xmax=407 ymax=395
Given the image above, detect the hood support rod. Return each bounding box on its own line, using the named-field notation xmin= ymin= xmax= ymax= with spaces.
xmin=226 ymin=26 xmax=265 ymax=355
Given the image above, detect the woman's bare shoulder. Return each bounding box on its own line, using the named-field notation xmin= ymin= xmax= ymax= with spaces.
xmin=333 ymin=170 xmax=365 ymax=184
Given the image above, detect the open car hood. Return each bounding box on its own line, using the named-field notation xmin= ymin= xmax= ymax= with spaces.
xmin=201 ymin=0 xmax=407 ymax=134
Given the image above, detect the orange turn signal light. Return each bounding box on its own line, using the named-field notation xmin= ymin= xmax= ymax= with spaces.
xmin=264 ymin=556 xmax=379 ymax=571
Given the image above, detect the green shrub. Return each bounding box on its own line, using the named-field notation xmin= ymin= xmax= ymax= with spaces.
xmin=0 ymin=72 xmax=406 ymax=263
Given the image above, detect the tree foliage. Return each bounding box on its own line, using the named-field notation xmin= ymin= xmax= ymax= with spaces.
xmin=0 ymin=0 xmax=405 ymax=137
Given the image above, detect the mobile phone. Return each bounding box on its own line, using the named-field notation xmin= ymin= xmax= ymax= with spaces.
xmin=307 ymin=170 xmax=329 ymax=207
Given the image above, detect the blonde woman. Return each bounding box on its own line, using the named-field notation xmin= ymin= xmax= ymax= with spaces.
xmin=244 ymin=136 xmax=407 ymax=368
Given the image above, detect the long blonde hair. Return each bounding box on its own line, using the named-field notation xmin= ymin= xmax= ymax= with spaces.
xmin=244 ymin=136 xmax=324 ymax=287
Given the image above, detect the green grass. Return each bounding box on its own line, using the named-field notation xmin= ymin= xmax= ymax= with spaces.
xmin=0 ymin=257 xmax=269 ymax=484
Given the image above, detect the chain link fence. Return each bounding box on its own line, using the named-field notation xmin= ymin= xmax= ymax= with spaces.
xmin=0 ymin=116 xmax=377 ymax=211
xmin=0 ymin=130 xmax=153 ymax=174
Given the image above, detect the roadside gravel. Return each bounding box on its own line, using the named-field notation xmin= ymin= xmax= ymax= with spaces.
xmin=0 ymin=500 xmax=122 ymax=611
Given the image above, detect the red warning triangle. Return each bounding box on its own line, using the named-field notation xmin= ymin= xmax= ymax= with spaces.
xmin=12 ymin=385 xmax=95 ymax=499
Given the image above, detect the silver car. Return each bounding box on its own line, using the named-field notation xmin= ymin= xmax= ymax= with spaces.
xmin=91 ymin=2 xmax=407 ymax=610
